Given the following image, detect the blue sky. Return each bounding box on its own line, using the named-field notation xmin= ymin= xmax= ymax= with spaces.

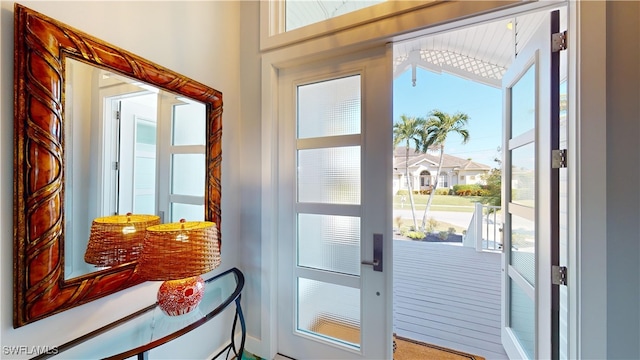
xmin=393 ymin=67 xmax=503 ymax=168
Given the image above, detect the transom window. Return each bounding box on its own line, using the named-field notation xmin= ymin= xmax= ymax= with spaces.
xmin=285 ymin=0 xmax=385 ymax=31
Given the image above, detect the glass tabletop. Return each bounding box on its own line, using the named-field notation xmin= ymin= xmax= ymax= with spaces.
xmin=35 ymin=268 xmax=244 ymax=360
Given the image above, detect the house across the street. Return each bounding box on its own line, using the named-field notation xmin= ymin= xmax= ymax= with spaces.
xmin=393 ymin=146 xmax=491 ymax=194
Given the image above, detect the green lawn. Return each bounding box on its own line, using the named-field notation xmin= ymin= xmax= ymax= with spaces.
xmin=393 ymin=194 xmax=482 ymax=212
xmin=393 ymin=194 xmax=493 ymax=234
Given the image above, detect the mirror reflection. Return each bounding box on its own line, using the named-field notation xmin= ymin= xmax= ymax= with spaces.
xmin=64 ymin=58 xmax=207 ymax=279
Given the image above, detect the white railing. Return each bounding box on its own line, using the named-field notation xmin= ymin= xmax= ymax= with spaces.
xmin=464 ymin=202 xmax=502 ymax=252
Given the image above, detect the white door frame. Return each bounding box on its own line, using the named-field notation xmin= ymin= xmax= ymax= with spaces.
xmin=254 ymin=1 xmax=607 ymax=358
xmin=567 ymin=1 xmax=607 ymax=358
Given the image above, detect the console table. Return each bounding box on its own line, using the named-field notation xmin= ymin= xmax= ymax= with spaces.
xmin=32 ymin=267 xmax=245 ymax=360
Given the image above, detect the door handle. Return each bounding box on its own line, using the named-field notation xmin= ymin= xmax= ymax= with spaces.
xmin=361 ymin=233 xmax=383 ymax=272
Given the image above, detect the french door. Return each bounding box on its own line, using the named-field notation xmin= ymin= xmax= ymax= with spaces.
xmin=116 ymin=96 xmax=158 ymax=215
xmin=277 ymin=46 xmax=392 ymax=359
xmin=501 ymin=10 xmax=562 ymax=360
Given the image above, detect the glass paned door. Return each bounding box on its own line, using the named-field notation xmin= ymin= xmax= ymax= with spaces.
xmin=116 ymin=94 xmax=158 ymax=215
xmin=296 ymin=75 xmax=362 ymax=346
xmin=133 ymin=117 xmax=157 ymax=214
xmin=501 ymin=10 xmax=561 ymax=360
xmin=278 ymin=47 xmax=392 ymax=359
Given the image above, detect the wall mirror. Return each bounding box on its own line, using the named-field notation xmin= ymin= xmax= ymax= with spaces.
xmin=13 ymin=4 xmax=222 ymax=328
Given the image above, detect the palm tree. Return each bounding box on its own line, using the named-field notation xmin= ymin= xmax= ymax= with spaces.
xmin=419 ymin=110 xmax=470 ymax=231
xmin=393 ymin=115 xmax=427 ymax=231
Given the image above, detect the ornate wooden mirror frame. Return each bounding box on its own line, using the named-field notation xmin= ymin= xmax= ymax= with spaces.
xmin=13 ymin=4 xmax=222 ymax=328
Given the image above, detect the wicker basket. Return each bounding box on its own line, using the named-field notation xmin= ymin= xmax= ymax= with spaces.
xmin=84 ymin=214 xmax=161 ymax=266
xmin=138 ymin=220 xmax=221 ymax=280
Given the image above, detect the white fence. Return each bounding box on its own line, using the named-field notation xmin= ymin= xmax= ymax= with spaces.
xmin=464 ymin=203 xmax=502 ymax=252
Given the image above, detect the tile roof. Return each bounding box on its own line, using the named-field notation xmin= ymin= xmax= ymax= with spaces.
xmin=393 ymin=146 xmax=491 ymax=172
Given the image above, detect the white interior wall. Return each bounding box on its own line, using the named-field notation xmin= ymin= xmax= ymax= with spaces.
xmin=238 ymin=0 xmax=264 ymax=348
xmin=0 ymin=1 xmax=242 ymax=358
xmin=605 ymin=2 xmax=640 ymax=359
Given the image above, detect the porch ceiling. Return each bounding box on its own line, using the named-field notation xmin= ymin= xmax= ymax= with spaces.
xmin=392 ymin=11 xmax=546 ymax=88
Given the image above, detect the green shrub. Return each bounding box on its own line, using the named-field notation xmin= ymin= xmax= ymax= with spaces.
xmin=435 ymin=188 xmax=450 ymax=195
xmin=453 ymin=184 xmax=484 ymax=196
xmin=406 ymin=231 xmax=426 ymax=240
xmin=396 ymin=189 xmax=409 ymax=196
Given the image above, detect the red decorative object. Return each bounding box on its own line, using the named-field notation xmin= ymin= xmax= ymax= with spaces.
xmin=157 ymin=276 xmax=205 ymax=316
xmin=138 ymin=220 xmax=221 ymax=316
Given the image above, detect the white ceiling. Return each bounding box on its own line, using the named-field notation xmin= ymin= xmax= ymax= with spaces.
xmin=393 ymin=11 xmax=546 ymax=88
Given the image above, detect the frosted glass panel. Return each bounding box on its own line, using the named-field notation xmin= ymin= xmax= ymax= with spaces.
xmin=173 ymin=101 xmax=206 ymax=146
xmin=134 ymin=157 xmax=156 ymax=190
xmin=298 ymin=75 xmax=361 ymax=139
xmin=171 ymin=154 xmax=205 ymax=196
xmin=511 ymin=143 xmax=535 ymax=206
xmin=298 ymin=214 xmax=360 ymax=275
xmin=298 ymin=278 xmax=360 ymax=348
xmin=171 ymin=203 xmax=204 ymax=222
xmin=133 ymin=157 xmax=156 ymax=214
xmin=511 ymin=64 xmax=536 ymax=137
xmin=510 ymin=278 xmax=535 ymax=358
xmin=134 ymin=195 xmax=154 ymax=214
xmin=510 ymin=214 xmax=536 ymax=286
xmin=136 ymin=120 xmax=157 ymax=147
xmin=134 ymin=120 xmax=156 ymax=215
xmin=298 ymin=147 xmax=360 ymax=204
